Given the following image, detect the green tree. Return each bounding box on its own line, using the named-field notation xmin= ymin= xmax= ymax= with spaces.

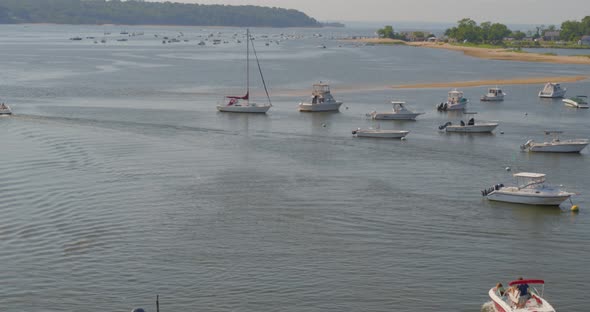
xmin=511 ymin=30 xmax=527 ymax=40
xmin=377 ymin=25 xmax=395 ymax=39
xmin=560 ymin=20 xmax=583 ymax=41
xmin=488 ymin=23 xmax=511 ymax=43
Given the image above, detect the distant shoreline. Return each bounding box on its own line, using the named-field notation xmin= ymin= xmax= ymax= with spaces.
xmin=6 ymin=23 xmax=324 ymax=29
xmin=344 ymin=38 xmax=590 ymax=65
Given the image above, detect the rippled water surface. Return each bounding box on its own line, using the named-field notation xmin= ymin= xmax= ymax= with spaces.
xmin=1 ymin=25 xmax=590 ymax=312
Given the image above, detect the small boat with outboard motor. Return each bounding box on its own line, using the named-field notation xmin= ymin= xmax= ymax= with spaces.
xmin=482 ymin=172 xmax=575 ymax=206
xmin=368 ymin=101 xmax=424 ymax=120
xmin=520 ymin=131 xmax=588 ymax=153
xmin=438 ymin=112 xmax=498 ymax=133
xmin=481 ymin=87 xmax=506 ymax=101
xmin=436 ymin=89 xmax=468 ymax=111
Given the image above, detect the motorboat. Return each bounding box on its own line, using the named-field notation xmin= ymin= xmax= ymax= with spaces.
xmin=489 ymin=279 xmax=555 ymax=312
xmin=520 ymin=131 xmax=588 ymax=153
xmin=482 ymin=172 xmax=574 ymax=206
xmin=438 ymin=112 xmax=498 ymax=133
xmin=0 ymin=102 xmax=12 ymax=115
xmin=563 ymin=95 xmax=589 ymax=108
xmin=436 ymin=89 xmax=468 ymax=111
xmin=481 ymin=87 xmax=506 ymax=101
xmin=352 ymin=128 xmax=409 ymax=139
xmin=368 ymin=101 xmax=424 ymax=120
xmin=298 ymin=83 xmax=343 ymax=112
xmin=217 ymin=29 xmax=272 ymax=114
xmin=538 ymin=83 xmax=566 ymax=98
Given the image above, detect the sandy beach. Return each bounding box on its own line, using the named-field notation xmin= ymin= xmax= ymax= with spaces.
xmin=345 ymin=38 xmax=590 ymax=65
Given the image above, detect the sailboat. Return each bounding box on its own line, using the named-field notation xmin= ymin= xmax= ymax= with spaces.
xmin=217 ymin=29 xmax=272 ymax=113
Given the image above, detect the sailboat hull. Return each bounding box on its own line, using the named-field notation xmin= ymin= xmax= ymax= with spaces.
xmin=216 ymin=104 xmax=270 ymax=113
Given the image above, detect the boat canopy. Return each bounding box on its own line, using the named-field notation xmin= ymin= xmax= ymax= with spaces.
xmin=313 ymin=83 xmax=330 ymax=94
xmin=391 ymin=101 xmax=406 ymax=105
xmin=509 ymin=279 xmax=545 ymax=286
xmin=513 ymin=172 xmax=546 ymax=178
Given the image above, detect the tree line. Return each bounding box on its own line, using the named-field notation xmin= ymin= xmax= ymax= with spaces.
xmin=0 ymin=0 xmax=321 ymax=28
xmin=444 ymin=17 xmax=590 ymax=44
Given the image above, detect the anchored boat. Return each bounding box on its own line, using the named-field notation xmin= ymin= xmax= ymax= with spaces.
xmin=563 ymin=95 xmax=589 ymax=109
xmin=482 ymin=172 xmax=574 ymax=206
xmin=439 ymin=112 xmax=498 ymax=133
xmin=436 ymin=89 xmax=468 ymax=111
xmin=368 ymin=101 xmax=424 ymax=120
xmin=352 ymin=128 xmax=409 ymax=139
xmin=298 ymin=83 xmax=343 ymax=112
xmin=538 ymin=83 xmax=566 ymax=98
xmin=521 ymin=131 xmax=588 ymax=153
xmin=217 ymin=29 xmax=272 ymax=113
xmin=481 ymin=87 xmax=506 ymax=101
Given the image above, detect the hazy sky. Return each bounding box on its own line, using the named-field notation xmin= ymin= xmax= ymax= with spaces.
xmin=149 ymin=0 xmax=588 ymax=24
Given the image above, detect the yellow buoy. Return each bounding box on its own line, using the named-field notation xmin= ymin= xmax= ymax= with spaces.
xmin=571 ymin=205 xmax=579 ymax=212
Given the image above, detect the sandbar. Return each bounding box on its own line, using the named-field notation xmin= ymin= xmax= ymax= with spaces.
xmin=392 ymin=75 xmax=588 ymax=89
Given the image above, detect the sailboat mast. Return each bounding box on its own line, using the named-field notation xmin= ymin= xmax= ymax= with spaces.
xmin=246 ymin=28 xmax=249 ymax=102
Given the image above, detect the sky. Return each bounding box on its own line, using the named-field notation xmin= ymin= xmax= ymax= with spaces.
xmin=147 ymin=0 xmax=588 ymax=25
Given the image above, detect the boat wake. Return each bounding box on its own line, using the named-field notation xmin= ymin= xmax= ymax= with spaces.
xmin=481 ymin=301 xmax=495 ymax=312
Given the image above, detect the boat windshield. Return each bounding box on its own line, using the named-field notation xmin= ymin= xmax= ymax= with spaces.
xmin=313 ymin=84 xmax=330 ymax=94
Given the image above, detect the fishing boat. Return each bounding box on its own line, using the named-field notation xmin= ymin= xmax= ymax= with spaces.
xmin=563 ymin=95 xmax=589 ymax=108
xmin=298 ymin=83 xmax=343 ymax=112
xmin=521 ymin=131 xmax=588 ymax=153
xmin=0 ymin=102 xmax=12 ymax=115
xmin=538 ymin=83 xmax=566 ymax=98
xmin=438 ymin=112 xmax=498 ymax=133
xmin=436 ymin=89 xmax=468 ymax=111
xmin=352 ymin=128 xmax=409 ymax=139
xmin=368 ymin=101 xmax=424 ymax=120
xmin=482 ymin=172 xmax=574 ymax=206
xmin=481 ymin=87 xmax=506 ymax=101
xmin=489 ymin=279 xmax=555 ymax=312
xmin=217 ymin=29 xmax=272 ymax=113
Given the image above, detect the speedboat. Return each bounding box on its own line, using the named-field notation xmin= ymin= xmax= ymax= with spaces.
xmin=521 ymin=131 xmax=588 ymax=153
xmin=482 ymin=172 xmax=574 ymax=206
xmin=217 ymin=29 xmax=272 ymax=114
xmin=298 ymin=83 xmax=343 ymax=112
xmin=481 ymin=87 xmax=506 ymax=101
xmin=436 ymin=89 xmax=468 ymax=111
xmin=0 ymin=103 xmax=12 ymax=115
xmin=368 ymin=101 xmax=424 ymax=120
xmin=563 ymin=95 xmax=589 ymax=108
xmin=538 ymin=83 xmax=566 ymax=98
xmin=352 ymin=128 xmax=409 ymax=139
xmin=489 ymin=279 xmax=555 ymax=312
xmin=438 ymin=112 xmax=498 ymax=133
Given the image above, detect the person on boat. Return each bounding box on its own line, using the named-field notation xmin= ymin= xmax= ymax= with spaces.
xmin=460 ymin=120 xmax=465 ymax=126
xmin=467 ymin=117 xmax=475 ymax=126
xmin=496 ymin=283 xmax=506 ymax=296
xmin=516 ymin=277 xmax=530 ymax=308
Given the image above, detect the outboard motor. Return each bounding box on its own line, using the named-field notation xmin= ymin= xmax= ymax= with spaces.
xmin=520 ymin=139 xmax=533 ymax=151
xmin=438 ymin=122 xmax=452 ymax=130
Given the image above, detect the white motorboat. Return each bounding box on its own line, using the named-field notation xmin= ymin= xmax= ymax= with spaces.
xmin=352 ymin=128 xmax=409 ymax=139
xmin=0 ymin=102 xmax=12 ymax=115
xmin=482 ymin=172 xmax=574 ymax=206
xmin=298 ymin=83 xmax=343 ymax=112
xmin=563 ymin=95 xmax=589 ymax=108
xmin=436 ymin=89 xmax=468 ymax=111
xmin=481 ymin=87 xmax=506 ymax=101
xmin=368 ymin=101 xmax=424 ymax=120
xmin=489 ymin=279 xmax=555 ymax=312
xmin=521 ymin=131 xmax=588 ymax=153
xmin=439 ymin=112 xmax=498 ymax=133
xmin=538 ymin=82 xmax=566 ymax=98
xmin=217 ymin=29 xmax=272 ymax=114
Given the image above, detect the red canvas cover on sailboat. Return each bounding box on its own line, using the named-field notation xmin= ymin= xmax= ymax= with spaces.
xmin=226 ymin=92 xmax=249 ymax=100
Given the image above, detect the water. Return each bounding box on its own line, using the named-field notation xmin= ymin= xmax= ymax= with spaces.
xmin=1 ymin=24 xmax=590 ymax=312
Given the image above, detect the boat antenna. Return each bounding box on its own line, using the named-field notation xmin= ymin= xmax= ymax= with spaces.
xmin=249 ymin=30 xmax=273 ymax=107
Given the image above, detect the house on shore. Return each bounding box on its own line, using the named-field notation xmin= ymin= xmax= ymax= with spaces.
xmin=543 ymin=31 xmax=560 ymax=41
xmin=579 ymin=35 xmax=590 ymax=46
